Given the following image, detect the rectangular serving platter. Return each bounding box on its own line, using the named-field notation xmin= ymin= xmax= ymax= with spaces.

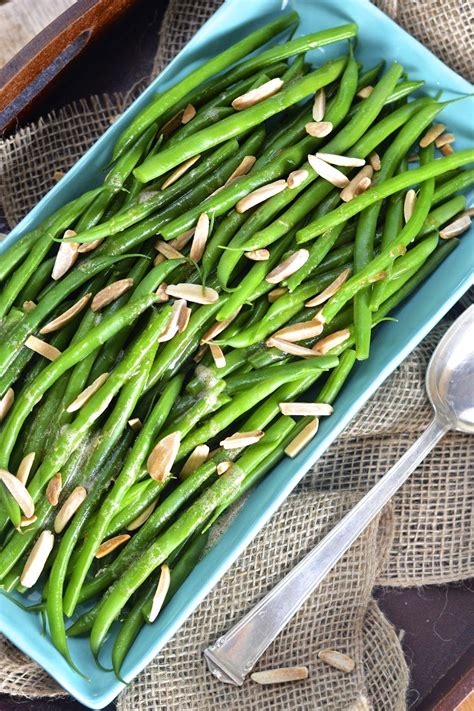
xmin=1 ymin=0 xmax=473 ymax=707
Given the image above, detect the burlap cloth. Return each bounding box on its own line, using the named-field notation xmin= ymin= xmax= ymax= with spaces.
xmin=0 ymin=1 xmax=472 ymax=708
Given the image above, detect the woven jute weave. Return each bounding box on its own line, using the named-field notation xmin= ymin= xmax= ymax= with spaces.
xmin=0 ymin=0 xmax=472 ymax=708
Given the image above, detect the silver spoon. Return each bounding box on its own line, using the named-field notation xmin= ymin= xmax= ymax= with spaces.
xmin=204 ymin=305 xmax=474 ymax=685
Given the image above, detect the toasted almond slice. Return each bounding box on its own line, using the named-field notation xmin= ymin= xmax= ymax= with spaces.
xmin=166 ymin=283 xmax=219 ymax=304
xmin=315 ymin=152 xmax=365 ymax=168
xmin=0 ymin=468 xmax=35 ymax=518
xmin=268 ymin=287 xmax=287 ymax=303
xmin=52 ymin=232 xmax=79 ymax=280
xmin=357 ymin=85 xmax=373 ymax=99
xmin=287 ymin=169 xmax=309 ymax=189
xmin=210 ymin=343 xmax=226 ymax=368
xmin=180 ymin=444 xmax=210 ymax=479
xmin=305 ymin=121 xmax=333 ymax=138
xmin=353 ymin=176 xmax=372 ymax=196
xmin=245 ymin=249 xmax=270 ymax=261
xmin=266 ymin=249 xmax=309 ymax=284
xmin=181 ymin=104 xmax=196 ymax=124
xmin=232 ymin=78 xmax=284 ymax=110
xmin=155 ymin=283 xmax=170 ymax=302
xmin=91 ymin=278 xmax=134 ymax=312
xmin=272 ymin=319 xmax=324 ymax=342
xmin=440 ymin=143 xmax=454 ymax=156
xmin=66 ymin=372 xmax=109 ymax=413
xmin=190 ymin=213 xmax=209 ymax=262
xmin=53 ymin=170 xmax=65 ymax=182
xmin=193 ymin=343 xmax=208 ymax=363
xmin=312 ymin=328 xmax=351 ymax=354
xmin=251 ymin=666 xmax=309 ymax=684
xmin=279 ymin=402 xmax=333 ymax=417
xmin=19 ymin=515 xmax=38 ymax=528
xmin=217 ymin=461 xmax=232 ymax=475
xmin=16 ymin=452 xmax=36 ymax=486
xmin=404 ymin=189 xmax=417 ymax=223
xmin=95 ymin=534 xmax=131 ymax=559
xmin=285 ymin=419 xmax=319 ymax=458
xmin=54 ymin=486 xmax=87 ymax=533
xmin=20 ymin=531 xmax=55 ymax=589
xmin=170 ymin=228 xmax=195 ymax=251
xmin=305 ymin=268 xmax=351 ymax=307
xmin=220 ymin=430 xmax=264 ymax=449
xmin=308 ymin=155 xmax=349 ymax=188
xmin=77 ymin=238 xmax=103 ymax=254
xmin=158 ymin=298 xmax=187 ymax=342
xmin=464 ymin=207 xmax=474 ymax=217
xmin=149 ymin=564 xmax=171 ymax=622
xmin=369 ymin=151 xmax=381 ymax=171
xmin=267 ymin=337 xmax=326 ymax=359
xmin=155 ymin=239 xmax=185 ymax=259
xmin=127 ymin=501 xmax=157 ymax=531
xmin=128 ymin=417 xmax=142 ymax=431
xmin=435 ymin=132 xmax=455 ymax=148
xmin=318 ymin=649 xmax=355 ymax=673
xmin=46 ymin=473 xmax=62 ymax=506
xmin=25 ymin=336 xmax=61 ymax=362
xmin=439 ymin=214 xmax=472 ymax=239
xmin=236 ymin=180 xmax=287 ymax=213
xmin=420 ymin=123 xmax=446 ymax=148
xmin=201 ymin=308 xmax=241 ymax=344
xmin=340 ymin=165 xmax=374 ymax=202
xmin=312 ymin=87 xmax=326 ymax=122
xmin=178 ymin=305 xmax=192 ymax=333
xmin=225 ymin=155 xmax=257 ymax=184
xmin=161 ymin=110 xmax=185 ymax=136
xmin=22 ymin=300 xmax=37 ymax=312
xmin=40 ymin=293 xmax=92 ymax=334
xmin=161 ymin=155 xmax=201 ymax=190
xmin=147 ymin=431 xmax=181 ymax=482
xmin=154 ymin=253 xmax=166 ymax=266
xmin=0 ymin=387 xmax=14 ymax=422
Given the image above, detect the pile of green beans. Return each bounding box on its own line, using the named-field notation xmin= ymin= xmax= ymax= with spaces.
xmin=0 ymin=12 xmax=472 ymax=679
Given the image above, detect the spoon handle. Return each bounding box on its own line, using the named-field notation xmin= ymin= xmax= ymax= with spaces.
xmin=204 ymin=416 xmax=449 ymax=686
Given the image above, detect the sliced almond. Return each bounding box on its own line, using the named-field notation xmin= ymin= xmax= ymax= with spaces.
xmin=161 ymin=154 xmax=201 ymax=190
xmin=210 ymin=343 xmax=226 ymax=369
xmin=95 ymin=534 xmax=131 ymax=559
xmin=53 ymin=170 xmax=65 ymax=182
xmin=354 ymin=176 xmax=372 ymax=196
xmin=66 ymin=372 xmax=109 ymax=413
xmin=268 ymin=287 xmax=287 ymax=303
xmin=25 ymin=336 xmax=61 ymax=362
xmin=232 ymin=78 xmax=284 ymax=110
xmin=20 ymin=531 xmax=55 ymax=589
xmin=340 ymin=165 xmax=374 ymax=203
xmin=251 ymin=666 xmax=309 ymax=684
xmin=267 ymin=337 xmax=327 ymax=359
xmin=315 ymin=153 xmax=365 ymax=168
xmin=287 ymin=169 xmax=309 ymax=189
xmin=155 ymin=240 xmax=185 ymax=260
xmin=147 ymin=431 xmax=181 ymax=482
xmin=308 ymin=154 xmax=349 ymax=188
xmin=190 ymin=213 xmax=209 ymax=262
xmin=439 ymin=214 xmax=471 ymax=239
xmin=180 ymin=444 xmax=210 ymax=479
xmin=312 ymin=87 xmax=326 ymax=122
xmin=404 ymin=189 xmax=417 ymax=223
xmin=149 ymin=564 xmax=171 ymax=622
xmin=279 ymin=402 xmax=333 ymax=417
xmin=0 ymin=468 xmax=35 ymax=518
xmin=126 ymin=501 xmax=157 ymax=531
xmin=440 ymin=143 xmax=454 ymax=156
xmin=464 ymin=207 xmax=474 ymax=217
xmin=54 ymin=486 xmax=87 ymax=533
xmin=170 ymin=228 xmax=195 ymax=251
xmin=245 ymin=249 xmax=270 ymax=261
xmin=91 ymin=278 xmax=134 ymax=312
xmin=19 ymin=515 xmax=38 ymax=528
xmin=201 ymin=308 xmax=241 ymax=343
xmin=40 ymin=293 xmax=92 ymax=334
xmin=181 ymin=104 xmax=196 ymax=124
xmin=128 ymin=417 xmax=142 ymax=431
xmin=152 ymin=283 xmax=167 ymax=305
xmin=154 ymin=254 xmax=166 ymax=266
xmin=217 ymin=461 xmax=231 ymax=475
xmin=369 ymin=151 xmax=381 ymax=171
xmin=77 ymin=238 xmax=103 ymax=254
xmin=312 ymin=328 xmax=351 ymax=354
xmin=161 ymin=109 xmax=185 ymax=137
xmin=178 ymin=305 xmax=192 ymax=333
xmin=236 ymin=180 xmax=287 ymax=213
xmin=266 ymin=249 xmax=309 ymax=284
xmin=305 ymin=121 xmax=333 ymax=138
xmin=22 ymin=300 xmax=37 ymax=313
xmin=220 ymin=430 xmax=264 ymax=449
xmin=158 ymin=299 xmax=187 ymax=342
xmin=0 ymin=387 xmax=14 ymax=422
xmin=285 ymin=419 xmax=319 ymax=458
xmin=420 ymin=123 xmax=446 ymax=148
xmin=272 ymin=319 xmax=324 ymax=342
xmin=16 ymin=452 xmax=35 ymax=486
xmin=357 ymin=85 xmax=373 ymax=99
xmin=52 ymin=232 xmax=79 ymax=280
xmin=225 ymin=155 xmax=257 ymax=184
xmin=166 ymin=283 xmax=219 ymax=304
xmin=46 ymin=473 xmax=62 ymax=506
xmin=305 ymin=268 xmax=351 ymax=307
xmin=318 ymin=649 xmax=355 ymax=673
xmin=435 ymin=132 xmax=455 ymax=148
xmin=193 ymin=343 xmax=208 ymax=363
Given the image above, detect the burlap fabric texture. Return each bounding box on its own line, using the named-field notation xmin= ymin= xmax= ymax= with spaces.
xmin=0 ymin=0 xmax=472 ymax=707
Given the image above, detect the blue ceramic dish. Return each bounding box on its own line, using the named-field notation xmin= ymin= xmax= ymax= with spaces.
xmin=1 ymin=0 xmax=473 ymax=707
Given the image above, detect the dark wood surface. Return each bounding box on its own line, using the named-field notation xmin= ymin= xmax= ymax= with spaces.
xmin=1 ymin=1 xmax=472 ymax=708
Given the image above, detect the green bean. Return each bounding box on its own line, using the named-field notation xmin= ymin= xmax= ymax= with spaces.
xmin=356 ymin=60 xmax=385 ymax=90
xmin=285 ymin=224 xmax=346 ymax=292
xmin=15 ymin=258 xmax=55 ymax=305
xmin=431 ymin=167 xmax=474 ymax=205
xmin=418 ymin=195 xmax=467 ymax=238
xmin=111 ymin=579 xmax=156 ymax=677
xmin=225 ymin=356 xmax=338 ymax=395
xmin=385 ymin=79 xmax=424 ymax=104
xmin=104 ymin=480 xmax=165 ymax=539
